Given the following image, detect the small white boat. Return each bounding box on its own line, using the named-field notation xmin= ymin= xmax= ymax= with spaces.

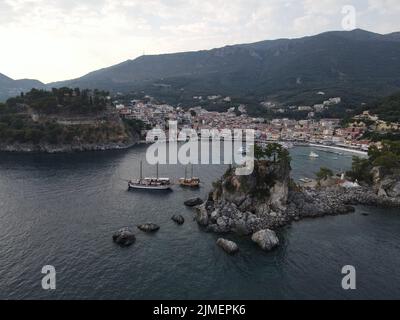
xmin=309 ymin=151 xmax=319 ymax=158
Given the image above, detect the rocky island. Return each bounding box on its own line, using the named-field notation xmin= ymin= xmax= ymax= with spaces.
xmin=192 ymin=142 xmax=400 ymax=251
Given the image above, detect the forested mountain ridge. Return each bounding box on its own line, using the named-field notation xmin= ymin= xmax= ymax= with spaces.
xmin=48 ymin=29 xmax=400 ymax=106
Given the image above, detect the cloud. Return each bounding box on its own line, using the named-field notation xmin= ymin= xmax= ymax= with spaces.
xmin=0 ymin=0 xmax=399 ymax=82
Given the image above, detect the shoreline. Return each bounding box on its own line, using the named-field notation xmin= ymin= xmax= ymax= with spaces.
xmin=308 ymin=143 xmax=368 ymax=156
xmin=0 ymin=140 xmax=143 ymax=154
xmin=0 ymin=138 xmax=369 ymax=156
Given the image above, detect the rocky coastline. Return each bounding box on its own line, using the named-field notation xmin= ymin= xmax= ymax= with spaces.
xmin=191 ymin=159 xmax=400 ymax=252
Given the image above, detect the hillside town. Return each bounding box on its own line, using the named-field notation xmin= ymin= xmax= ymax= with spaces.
xmin=113 ymin=96 xmax=399 ymax=152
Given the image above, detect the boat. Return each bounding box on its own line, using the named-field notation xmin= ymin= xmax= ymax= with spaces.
xmin=309 ymin=151 xmax=319 ymax=158
xmin=179 ymin=164 xmax=200 ymax=188
xmin=128 ymin=162 xmax=172 ymax=191
xmin=299 ymin=177 xmax=313 ymax=183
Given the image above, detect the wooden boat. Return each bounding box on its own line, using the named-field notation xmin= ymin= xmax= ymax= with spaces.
xmin=128 ymin=162 xmax=172 ymax=191
xmin=179 ymin=164 xmax=200 ymax=188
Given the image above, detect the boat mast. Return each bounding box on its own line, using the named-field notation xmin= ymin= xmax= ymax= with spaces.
xmin=140 ymin=161 xmax=143 ymax=180
xmin=191 ymin=163 xmax=194 ymax=179
xmin=185 ymin=166 xmax=187 ymax=180
xmin=156 ymin=163 xmax=159 ymax=180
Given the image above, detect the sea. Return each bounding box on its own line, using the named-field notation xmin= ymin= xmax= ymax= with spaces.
xmin=0 ymin=144 xmax=399 ymax=299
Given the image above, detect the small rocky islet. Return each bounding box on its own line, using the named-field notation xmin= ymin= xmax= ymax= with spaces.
xmin=137 ymin=223 xmax=160 ymax=233
xmin=184 ymin=198 xmax=204 ymax=207
xmin=112 ymin=228 xmax=136 ymax=247
xmin=216 ymin=238 xmax=239 ymax=254
xmin=171 ymin=215 xmax=185 ymax=225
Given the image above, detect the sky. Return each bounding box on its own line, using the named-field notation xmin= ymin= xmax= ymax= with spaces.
xmin=1 ymin=0 xmax=400 ymax=83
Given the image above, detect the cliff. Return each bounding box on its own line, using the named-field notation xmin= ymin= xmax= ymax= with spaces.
xmin=196 ymin=159 xmax=292 ymax=235
xmin=371 ymin=166 xmax=400 ymax=198
xmin=0 ymin=115 xmax=139 ymax=153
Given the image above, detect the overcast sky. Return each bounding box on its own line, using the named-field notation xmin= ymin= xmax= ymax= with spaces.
xmin=1 ymin=0 xmax=399 ymax=83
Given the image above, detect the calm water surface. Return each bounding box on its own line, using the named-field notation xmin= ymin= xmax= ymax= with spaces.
xmin=0 ymin=145 xmax=399 ymax=299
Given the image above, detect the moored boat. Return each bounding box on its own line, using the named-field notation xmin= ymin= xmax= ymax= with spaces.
xmin=128 ymin=162 xmax=172 ymax=191
xmin=179 ymin=164 xmax=200 ymax=188
xmin=309 ymin=151 xmax=319 ymax=158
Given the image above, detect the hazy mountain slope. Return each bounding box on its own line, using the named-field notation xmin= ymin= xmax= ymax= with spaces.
xmin=0 ymin=73 xmax=45 ymax=102
xmin=44 ymin=29 xmax=400 ymax=105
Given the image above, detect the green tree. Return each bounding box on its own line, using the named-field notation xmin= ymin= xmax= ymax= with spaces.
xmin=346 ymin=156 xmax=373 ymax=183
xmin=316 ymin=167 xmax=334 ymax=181
xmin=373 ymin=152 xmax=400 ymax=170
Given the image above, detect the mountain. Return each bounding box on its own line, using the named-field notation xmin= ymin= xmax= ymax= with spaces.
xmin=367 ymin=91 xmax=400 ymax=123
xmin=47 ymin=29 xmax=400 ymax=107
xmin=0 ymin=73 xmax=45 ymax=102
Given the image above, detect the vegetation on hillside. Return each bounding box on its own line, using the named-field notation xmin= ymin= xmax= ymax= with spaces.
xmin=368 ymin=92 xmax=400 ymax=123
xmin=6 ymin=88 xmax=109 ymax=115
xmin=246 ymin=143 xmax=291 ymax=199
xmin=347 ymin=141 xmax=400 ymax=183
xmin=316 ymin=167 xmax=334 ymax=181
xmin=0 ymin=89 xmax=135 ymax=148
xmin=48 ymin=29 xmax=400 ymax=114
xmin=254 ymin=143 xmax=291 ymax=165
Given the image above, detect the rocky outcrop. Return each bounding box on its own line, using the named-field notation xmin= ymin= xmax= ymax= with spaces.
xmin=372 ymin=167 xmax=400 ymax=199
xmin=171 ymin=215 xmax=185 ymax=225
xmin=195 ymin=160 xmax=291 ymax=235
xmin=112 ymin=228 xmax=136 ymax=247
xmin=251 ymin=229 xmax=279 ymax=251
xmin=216 ymin=238 xmax=239 ymax=254
xmin=286 ymin=186 xmax=400 ymax=220
xmin=184 ymin=198 xmax=204 ymax=207
xmin=137 ymin=223 xmax=160 ymax=233
xmin=191 ymin=158 xmax=400 ymax=253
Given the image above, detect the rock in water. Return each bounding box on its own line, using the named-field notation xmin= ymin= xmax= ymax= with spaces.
xmin=184 ymin=198 xmax=204 ymax=207
xmin=195 ymin=203 xmax=209 ymax=226
xmin=216 ymin=238 xmax=239 ymax=254
xmin=251 ymin=229 xmax=279 ymax=251
xmin=112 ymin=228 xmax=136 ymax=247
xmin=171 ymin=215 xmax=185 ymax=225
xmin=137 ymin=223 xmax=160 ymax=233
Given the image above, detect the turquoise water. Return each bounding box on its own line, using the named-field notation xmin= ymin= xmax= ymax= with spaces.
xmin=0 ymin=145 xmax=398 ymax=299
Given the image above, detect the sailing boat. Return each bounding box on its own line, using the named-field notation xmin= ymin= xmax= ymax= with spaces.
xmin=179 ymin=164 xmax=200 ymax=188
xmin=128 ymin=161 xmax=172 ymax=190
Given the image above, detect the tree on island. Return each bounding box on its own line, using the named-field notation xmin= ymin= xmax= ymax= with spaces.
xmin=347 ymin=140 xmax=400 ymax=183
xmin=254 ymin=143 xmax=291 ymax=164
xmin=316 ymin=167 xmax=334 ymax=181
